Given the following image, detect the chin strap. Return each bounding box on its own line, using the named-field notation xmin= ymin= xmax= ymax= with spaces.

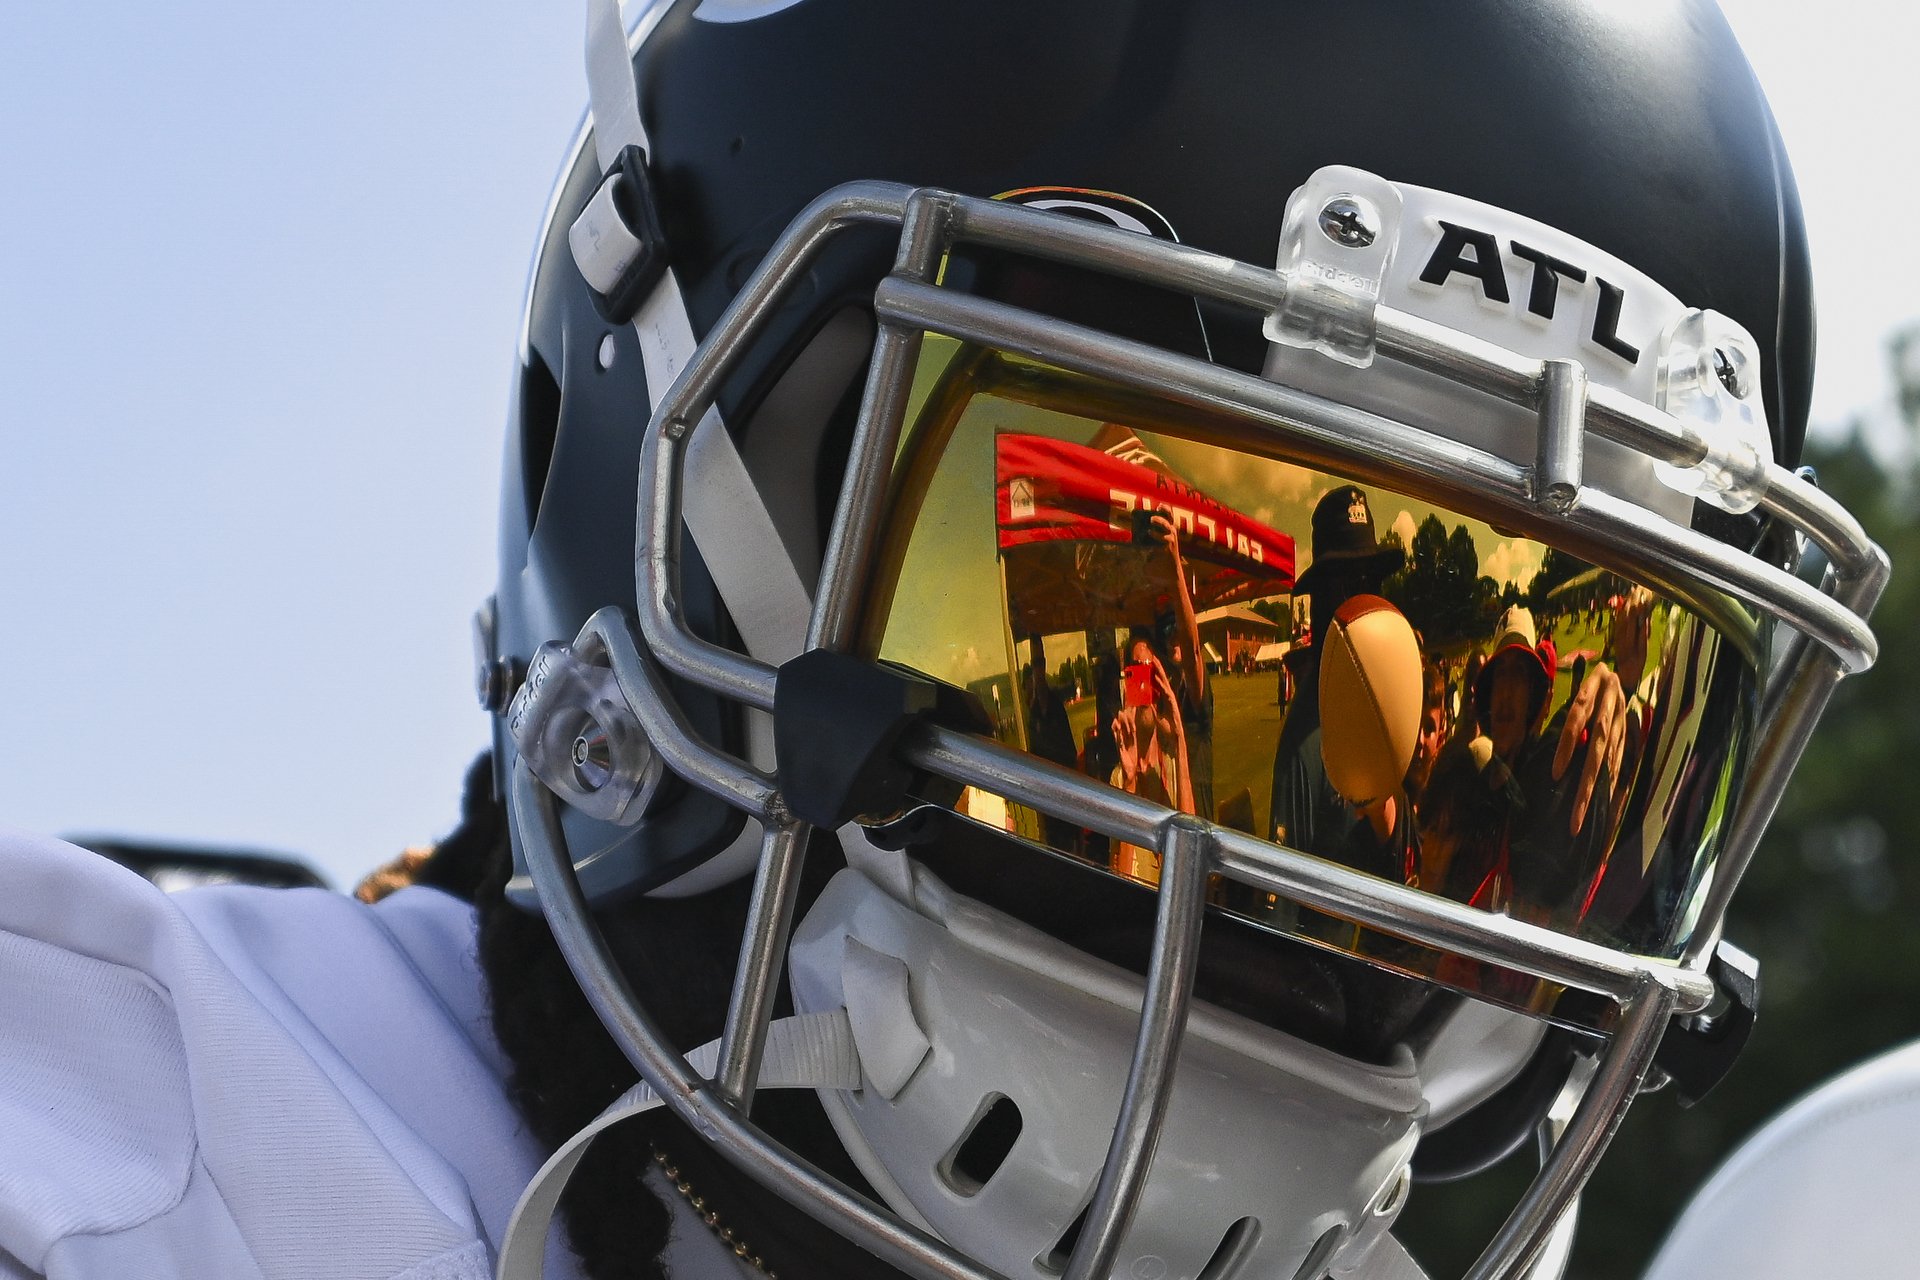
xmin=575 ymin=0 xmax=813 ymax=666
xmin=559 ymin=0 xmax=814 ymax=897
xmin=496 ymin=1009 xmax=862 ymax=1279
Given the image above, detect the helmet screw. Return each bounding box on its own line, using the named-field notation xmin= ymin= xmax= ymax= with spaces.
xmin=1711 ymin=347 xmax=1748 ymax=398
xmin=571 ymin=727 xmax=613 ymax=790
xmin=476 ymin=659 xmax=510 ymax=711
xmin=1318 ymin=197 xmax=1377 ymax=248
xmin=476 ymin=657 xmax=525 ymax=713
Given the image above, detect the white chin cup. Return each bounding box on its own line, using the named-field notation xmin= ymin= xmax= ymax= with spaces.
xmin=789 ymin=867 xmax=1426 ymax=1280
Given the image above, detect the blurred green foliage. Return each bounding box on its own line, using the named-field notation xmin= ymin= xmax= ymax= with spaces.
xmin=1397 ymin=331 xmax=1920 ymax=1278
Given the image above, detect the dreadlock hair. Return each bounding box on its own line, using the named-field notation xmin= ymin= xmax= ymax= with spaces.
xmin=413 ymin=753 xmax=506 ymax=903
xmin=447 ymin=754 xmax=905 ymax=1280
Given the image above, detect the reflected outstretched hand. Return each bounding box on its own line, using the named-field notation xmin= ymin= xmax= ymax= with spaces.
xmin=1552 ymin=662 xmax=1628 ymax=835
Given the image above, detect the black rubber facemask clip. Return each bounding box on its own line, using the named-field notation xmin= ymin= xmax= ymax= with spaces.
xmin=1654 ymin=939 xmax=1760 ymax=1107
xmin=773 ymin=650 xmax=989 ymax=830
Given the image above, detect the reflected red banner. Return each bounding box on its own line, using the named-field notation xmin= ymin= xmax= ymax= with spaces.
xmin=994 ymin=431 xmax=1296 ymax=589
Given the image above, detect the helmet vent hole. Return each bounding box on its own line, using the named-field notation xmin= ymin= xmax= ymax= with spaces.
xmin=518 ymin=350 xmax=562 ymax=531
xmin=1197 ymin=1217 xmax=1261 ymax=1280
xmin=938 ymin=1093 xmax=1023 ymax=1197
xmin=1288 ymin=1225 xmax=1345 ymax=1280
xmin=1039 ymin=1201 xmax=1091 ymax=1275
xmin=1374 ymin=1168 xmax=1409 ymax=1217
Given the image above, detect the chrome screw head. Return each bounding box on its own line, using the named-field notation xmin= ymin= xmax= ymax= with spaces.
xmin=477 ymin=660 xmax=507 ymax=711
xmin=571 ymin=726 xmax=613 ymax=790
xmin=1318 ymin=197 xmax=1377 ymax=248
xmin=476 ymin=657 xmax=525 ymax=712
xmin=1712 ymin=346 xmax=1749 ymax=398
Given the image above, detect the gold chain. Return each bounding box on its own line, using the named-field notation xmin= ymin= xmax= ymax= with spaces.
xmin=649 ymin=1143 xmax=779 ymax=1279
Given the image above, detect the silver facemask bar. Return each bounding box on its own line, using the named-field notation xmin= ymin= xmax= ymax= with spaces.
xmin=514 ymin=182 xmax=1886 ymax=1280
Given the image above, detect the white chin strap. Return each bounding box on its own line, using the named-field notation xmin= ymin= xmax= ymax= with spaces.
xmin=573 ymin=0 xmax=924 ymax=908
xmin=577 ymin=0 xmax=810 ymax=664
xmin=571 ymin=0 xmax=820 ymax=901
xmin=496 ymin=1010 xmax=861 ymax=1278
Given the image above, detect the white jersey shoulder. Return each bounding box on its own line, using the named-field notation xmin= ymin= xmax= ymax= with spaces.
xmin=1646 ymin=1039 xmax=1920 ymax=1280
xmin=0 ymin=829 xmax=571 ymax=1280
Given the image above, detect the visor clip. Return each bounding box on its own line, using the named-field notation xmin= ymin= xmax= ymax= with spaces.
xmin=773 ymin=650 xmax=991 ymax=830
xmin=567 ymin=143 xmax=671 ymax=324
xmin=1653 ymin=939 xmax=1760 ymax=1107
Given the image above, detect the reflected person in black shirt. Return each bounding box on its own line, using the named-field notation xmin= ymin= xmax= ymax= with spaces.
xmin=1023 ymin=633 xmax=1080 ymax=852
xmin=1268 ymin=486 xmax=1404 ymax=863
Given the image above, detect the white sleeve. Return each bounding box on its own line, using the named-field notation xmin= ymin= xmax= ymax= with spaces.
xmin=0 ymin=1244 xmax=44 ymax=1279
xmin=1645 ymin=1039 xmax=1920 ymax=1280
xmin=0 ymin=830 xmax=501 ymax=1280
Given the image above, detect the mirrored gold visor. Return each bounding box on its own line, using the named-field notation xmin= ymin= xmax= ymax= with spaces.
xmin=860 ymin=336 xmax=1763 ymax=1020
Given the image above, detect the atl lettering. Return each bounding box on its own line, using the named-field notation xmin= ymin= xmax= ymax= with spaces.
xmin=1417 ymin=220 xmax=1641 ymax=366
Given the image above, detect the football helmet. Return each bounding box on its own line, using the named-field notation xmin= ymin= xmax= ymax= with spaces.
xmin=478 ymin=1 xmax=1887 ymax=1277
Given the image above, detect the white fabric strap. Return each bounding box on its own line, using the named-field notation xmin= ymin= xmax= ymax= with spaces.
xmin=496 ymin=1010 xmax=861 ymax=1279
xmin=629 ymin=242 xmax=813 ymax=662
xmin=577 ymin=0 xmax=814 ymax=667
xmin=571 ymin=0 xmax=812 ymax=900
xmin=681 ymin=405 xmax=814 ymax=663
xmin=584 ymin=0 xmax=647 ymax=172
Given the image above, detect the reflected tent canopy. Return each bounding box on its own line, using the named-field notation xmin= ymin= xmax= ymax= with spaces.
xmin=995 ymin=426 xmax=1296 ymax=636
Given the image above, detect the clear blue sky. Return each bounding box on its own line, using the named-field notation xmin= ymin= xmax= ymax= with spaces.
xmin=2 ymin=1 xmax=1913 ymax=890
xmin=0 ymin=2 xmax=580 ymax=886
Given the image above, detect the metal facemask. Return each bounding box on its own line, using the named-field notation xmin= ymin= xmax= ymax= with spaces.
xmin=489 ymin=4 xmax=1886 ymax=1278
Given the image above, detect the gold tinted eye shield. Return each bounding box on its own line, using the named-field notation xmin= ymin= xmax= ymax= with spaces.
xmin=858 ymin=339 xmax=1758 ymax=1024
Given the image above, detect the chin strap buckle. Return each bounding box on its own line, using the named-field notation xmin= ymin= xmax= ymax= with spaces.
xmin=568 ymin=143 xmax=671 ymax=324
xmin=1653 ymin=939 xmax=1759 ymax=1107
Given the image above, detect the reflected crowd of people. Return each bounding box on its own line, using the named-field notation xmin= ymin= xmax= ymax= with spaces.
xmin=1009 ymin=477 xmax=1689 ymax=957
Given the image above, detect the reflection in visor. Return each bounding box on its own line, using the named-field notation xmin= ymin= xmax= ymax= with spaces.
xmin=863 ymin=337 xmax=1761 ymax=1021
